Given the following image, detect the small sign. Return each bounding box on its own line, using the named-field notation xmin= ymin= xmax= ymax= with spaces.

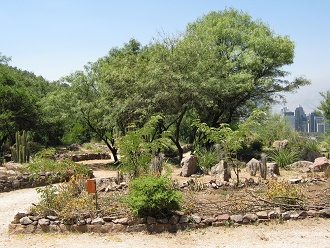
xmin=87 ymin=179 xmax=96 ymax=193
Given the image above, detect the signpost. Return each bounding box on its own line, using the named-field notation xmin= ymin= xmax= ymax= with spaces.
xmin=87 ymin=179 xmax=98 ymax=210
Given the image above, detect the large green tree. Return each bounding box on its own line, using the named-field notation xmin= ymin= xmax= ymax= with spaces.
xmin=184 ymin=9 xmax=310 ymax=126
xmin=0 ymin=55 xmax=53 ymax=148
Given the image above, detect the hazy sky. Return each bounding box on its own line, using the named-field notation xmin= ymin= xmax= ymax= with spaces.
xmin=1 ymin=0 xmax=329 ymax=114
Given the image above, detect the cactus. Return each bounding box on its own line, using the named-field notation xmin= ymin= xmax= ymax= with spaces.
xmin=10 ymin=131 xmax=30 ymax=163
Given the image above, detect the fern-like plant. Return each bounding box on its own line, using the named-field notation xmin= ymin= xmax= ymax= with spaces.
xmin=269 ymin=148 xmax=300 ymax=168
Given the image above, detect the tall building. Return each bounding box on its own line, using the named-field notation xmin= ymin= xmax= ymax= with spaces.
xmin=294 ymin=105 xmax=308 ymax=132
xmin=280 ymin=107 xmax=295 ymax=129
xmin=308 ymin=112 xmax=317 ymax=132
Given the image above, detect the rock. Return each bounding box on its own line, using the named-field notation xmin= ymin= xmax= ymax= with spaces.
xmin=299 ymin=168 xmax=311 ymax=173
xmin=12 ymin=212 xmax=28 ymax=224
xmin=126 ymin=224 xmax=147 ymax=233
xmin=289 ymin=178 xmax=302 ymax=184
xmin=230 ymin=215 xmax=243 ymax=224
xmin=242 ymin=214 xmax=258 ymax=224
xmin=20 ymin=216 xmax=33 ymax=225
xmin=29 ymin=215 xmax=41 ymax=221
xmin=247 ymin=158 xmax=260 ymax=176
xmin=179 ymin=215 xmax=189 ymax=223
xmin=306 ymin=150 xmax=323 ymax=162
xmin=268 ymin=211 xmax=279 ymax=219
xmin=256 ymin=211 xmax=268 ymax=220
xmin=157 ymin=218 xmax=168 ymax=224
xmin=298 ymin=211 xmax=308 ymax=219
xmin=113 ymin=218 xmax=129 ymax=225
xmin=211 ymin=182 xmax=218 ymax=189
xmin=147 ymin=216 xmax=156 ymax=224
xmin=290 ymin=161 xmax=313 ymax=167
xmin=319 ymin=208 xmax=330 ymax=218
xmin=169 ymin=215 xmax=180 ymax=225
xmin=272 ymin=139 xmax=289 ymax=149
xmin=180 ymin=155 xmax=198 ymax=177
xmin=216 ymin=213 xmax=230 ymax=222
xmin=38 ymin=218 xmax=50 ymax=226
xmin=312 ymin=157 xmax=329 ymax=172
xmin=307 ymin=210 xmax=319 ymax=217
xmin=190 ymin=215 xmax=202 ymax=224
xmin=12 ymin=179 xmax=21 ymax=189
xmin=128 ymin=217 xmax=146 ymax=225
xmin=47 ymin=215 xmax=58 ymax=221
xmin=210 ymin=160 xmax=230 ymax=182
xmin=202 ymin=217 xmax=215 ymax=224
xmin=91 ymin=218 xmax=105 ymax=225
xmin=76 ymin=219 xmax=86 ymax=226
xmin=281 ymin=212 xmax=291 ymax=220
xmin=267 ymin=163 xmax=280 ymax=176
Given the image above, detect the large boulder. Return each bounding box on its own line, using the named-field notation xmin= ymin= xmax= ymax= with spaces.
xmin=290 ymin=161 xmax=313 ymax=167
xmin=180 ymin=155 xmax=198 ymax=177
xmin=306 ymin=150 xmax=323 ymax=162
xmin=246 ymin=158 xmax=260 ymax=176
xmin=210 ymin=160 xmax=230 ymax=182
xmin=311 ymin=157 xmax=329 ymax=172
xmin=267 ymin=162 xmax=280 ymax=176
xmin=272 ymin=139 xmax=289 ymax=149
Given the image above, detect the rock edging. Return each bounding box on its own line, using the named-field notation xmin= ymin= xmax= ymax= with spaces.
xmin=8 ymin=208 xmax=330 ymax=235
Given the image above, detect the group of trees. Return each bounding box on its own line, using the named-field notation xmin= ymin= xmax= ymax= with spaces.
xmin=3 ymin=9 xmax=329 ymax=164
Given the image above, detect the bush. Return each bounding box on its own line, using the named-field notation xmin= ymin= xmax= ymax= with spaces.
xmin=125 ymin=174 xmax=184 ymax=218
xmin=32 ymin=175 xmax=95 ymax=221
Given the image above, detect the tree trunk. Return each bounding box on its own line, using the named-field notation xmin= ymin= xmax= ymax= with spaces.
xmin=103 ymin=138 xmax=118 ymax=162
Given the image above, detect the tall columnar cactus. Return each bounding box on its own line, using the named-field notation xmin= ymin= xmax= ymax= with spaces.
xmin=11 ymin=131 xmax=30 ymax=163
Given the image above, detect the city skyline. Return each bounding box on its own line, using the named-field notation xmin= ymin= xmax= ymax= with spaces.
xmin=281 ymin=105 xmax=328 ymax=133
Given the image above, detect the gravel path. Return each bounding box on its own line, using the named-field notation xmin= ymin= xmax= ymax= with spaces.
xmin=0 ymin=176 xmax=330 ymax=247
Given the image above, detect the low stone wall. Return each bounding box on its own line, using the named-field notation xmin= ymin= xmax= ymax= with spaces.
xmin=55 ymin=152 xmax=111 ymax=162
xmin=0 ymin=172 xmax=64 ymax=193
xmin=8 ymin=208 xmax=330 ymax=235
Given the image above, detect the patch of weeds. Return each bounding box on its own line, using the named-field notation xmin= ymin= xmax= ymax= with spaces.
xmin=267 ymin=179 xmax=305 ymax=205
xmin=255 ymin=188 xmax=265 ymax=194
xmin=219 ymin=190 xmax=228 ymax=196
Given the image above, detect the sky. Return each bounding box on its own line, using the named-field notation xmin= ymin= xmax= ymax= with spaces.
xmin=1 ymin=0 xmax=329 ymax=114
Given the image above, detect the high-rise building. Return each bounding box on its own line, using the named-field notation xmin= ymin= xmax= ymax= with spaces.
xmin=308 ymin=112 xmax=317 ymax=133
xmin=294 ymin=105 xmax=308 ymax=132
xmin=280 ymin=107 xmax=295 ymax=129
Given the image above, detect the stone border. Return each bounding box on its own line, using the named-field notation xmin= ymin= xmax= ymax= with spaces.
xmin=8 ymin=208 xmax=330 ymax=235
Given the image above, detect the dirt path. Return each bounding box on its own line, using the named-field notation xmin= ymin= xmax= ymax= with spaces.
xmin=1 ymin=169 xmax=330 ymax=247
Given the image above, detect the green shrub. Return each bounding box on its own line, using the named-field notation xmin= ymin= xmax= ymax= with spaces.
xmin=125 ymin=174 xmax=184 ymax=218
xmin=269 ymin=148 xmax=300 ymax=168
